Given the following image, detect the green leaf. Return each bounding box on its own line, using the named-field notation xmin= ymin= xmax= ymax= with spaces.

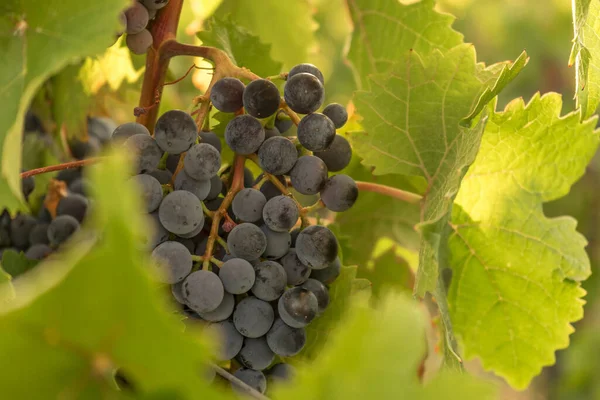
xmin=448 ymin=93 xmax=599 ymax=388
xmin=198 ymin=16 xmax=283 ymax=77
xmin=51 ymin=62 xmax=92 ymax=140
xmin=0 ymin=0 xmax=130 ymax=212
xmin=213 ymin=0 xmax=315 ymax=69
xmin=272 ymin=293 xmax=496 ymax=399
xmin=0 ymin=151 xmax=232 ymax=399
xmin=0 ymin=249 xmax=38 ymax=278
xmin=571 ymin=0 xmax=600 ymax=119
xmin=346 ymin=0 xmax=463 ymax=88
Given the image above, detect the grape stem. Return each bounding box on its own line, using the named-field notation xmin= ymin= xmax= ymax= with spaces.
xmin=211 ymin=364 xmax=270 ymax=400
xmin=20 ymin=158 xmax=103 ymax=179
xmin=202 ymin=155 xmax=246 ymax=270
xmin=355 ymin=181 xmax=422 ymax=204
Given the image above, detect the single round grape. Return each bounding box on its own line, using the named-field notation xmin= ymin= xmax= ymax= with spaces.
xmin=69 ymin=137 xmax=100 ymax=160
xmin=225 ymin=115 xmax=265 ymax=155
xmin=233 ymin=296 xmax=275 ymax=338
xmin=243 ymin=79 xmax=280 ymax=118
xmin=176 ymin=221 xmax=203 ymax=239
xmin=232 ymin=369 xmax=267 ymax=395
xmin=151 ymin=241 xmax=192 ymax=284
xmin=112 ymin=122 xmax=150 ymax=143
xmin=206 ymin=175 xmax=222 ymax=201
xmin=158 ymin=190 xmax=204 ymax=235
xmin=264 ymin=126 xmax=280 ymax=140
xmin=260 ymin=176 xmax=287 ymax=200
xmin=297 ymin=113 xmax=335 ymax=152
xmin=21 ymin=175 xmax=34 ymax=199
xmin=301 ymin=278 xmax=330 ymax=313
xmin=68 ymin=178 xmax=90 ymax=196
xmin=56 ymin=168 xmax=82 ymax=185
xmin=154 ymin=110 xmax=197 ymax=154
xmin=266 ymin=319 xmax=306 ymax=357
xmin=310 ymin=257 xmax=341 ymax=284
xmin=199 ymin=131 xmax=222 ymax=153
xmin=184 ymin=143 xmax=221 ymax=180
xmin=126 ymin=29 xmax=153 ymax=55
xmin=232 ymin=188 xmax=267 ymax=223
xmin=10 ymin=214 xmax=37 ymax=249
xmin=278 ymin=287 xmax=318 ymax=328
xmin=260 ymin=225 xmax=291 ymax=260
xmin=275 ymin=110 xmax=293 ymax=134
xmin=262 ymin=196 xmax=299 ymax=232
xmin=251 ymin=261 xmax=287 ymax=301
xmin=288 ymin=63 xmax=324 ymax=84
xmin=28 ymin=223 xmax=49 ymax=246
xmin=173 ymin=170 xmax=211 ymax=201
xmin=123 ymin=133 xmax=162 ymax=173
xmin=295 ymin=225 xmax=338 ymax=269
xmin=314 ymin=134 xmax=352 ymax=172
xmin=284 ymin=72 xmax=324 ymax=114
xmin=182 ymin=270 xmax=225 ymax=313
xmin=320 ymin=174 xmax=358 ymax=212
xmin=25 ymin=244 xmax=52 ymax=260
xmin=141 ymin=211 xmax=169 ymax=249
xmin=227 ymin=223 xmax=267 ymax=261
xmin=209 ymin=320 xmax=243 ymax=361
xmin=289 ymin=155 xmax=328 ymax=195
xmin=124 ymin=2 xmax=149 ymax=34
xmin=47 ymin=215 xmax=80 ymax=247
xmin=210 ymin=77 xmax=245 ymax=112
xmin=56 ymin=194 xmax=89 ymax=223
xmin=258 ymin=136 xmax=298 ymax=175
xmin=198 ymin=292 xmax=234 ymax=322
xmin=141 ymin=0 xmax=169 ymax=10
xmin=322 ymin=103 xmax=348 ymax=128
xmin=280 ymin=249 xmax=311 ymax=285
xmin=171 ymin=280 xmax=187 ymax=304
xmin=237 ymin=337 xmax=275 ymax=371
xmin=130 ymin=174 xmax=163 ymax=213
xmin=145 ymin=168 xmax=173 ymax=185
xmin=219 ymin=258 xmax=256 ymax=294
xmin=88 ymin=117 xmax=117 ymax=145
xmin=267 ymin=363 xmax=296 ymax=384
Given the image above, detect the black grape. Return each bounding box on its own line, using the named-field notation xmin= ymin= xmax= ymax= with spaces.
xmin=123 ymin=133 xmax=162 ymax=173
xmin=47 ymin=215 xmax=80 ymax=247
xmin=209 ymin=320 xmax=244 ymax=361
xmin=141 ymin=0 xmax=169 ymax=10
xmin=251 ymin=261 xmax=287 ymax=301
xmin=69 ymin=137 xmax=100 ymax=160
xmin=177 ymin=222 xmax=203 ymax=239
xmin=232 ymin=188 xmax=266 ymax=223
xmin=260 ymin=176 xmax=287 ymax=200
xmin=227 ymin=223 xmax=267 ymax=261
xmin=237 ymin=337 xmax=275 ymax=371
xmin=206 ymin=175 xmax=222 ymax=201
xmin=171 ymin=281 xmax=186 ymax=304
xmin=141 ymin=211 xmax=170 ymax=250
xmin=145 ymin=168 xmax=172 ymax=185
xmin=56 ymin=194 xmax=89 ymax=223
xmin=280 ymin=249 xmax=311 ymax=285
xmin=199 ymin=131 xmax=222 ymax=153
xmin=295 ymin=225 xmax=338 ymax=269
xmin=232 ymin=368 xmax=267 ymax=395
xmin=310 ymin=256 xmax=341 ymax=284
xmin=166 ymin=154 xmax=180 ymax=174
xmin=290 ymin=228 xmax=300 ymax=247
xmin=243 ymin=79 xmax=280 ymax=118
xmin=219 ymin=257 xmax=256 ymax=294
xmin=10 ymin=214 xmax=37 ymax=249
xmin=278 ymin=286 xmax=318 ymax=328
xmin=126 ymin=29 xmax=153 ymax=55
xmin=28 ymin=223 xmax=50 ymax=246
xmin=289 ymin=155 xmax=328 ymax=195
xmin=314 ymin=134 xmax=352 ymax=172
xmin=21 ymin=175 xmax=34 ymax=199
xmin=210 ymin=77 xmax=245 ymax=112
xmin=275 ymin=110 xmax=293 ymax=134
xmin=322 ymin=103 xmax=348 ymax=128
xmin=88 ymin=117 xmax=117 ymax=145
xmin=69 ymin=178 xmax=90 ymax=196
xmin=301 ymin=278 xmax=330 ymax=313
xmin=24 ymin=244 xmax=52 ymax=260
xmin=258 ymin=136 xmax=298 ymax=175
xmin=260 ymin=225 xmax=291 ymax=260
xmin=151 ymin=241 xmax=192 ymax=284
xmin=288 ymin=63 xmax=324 ymax=84
xmin=266 ymin=318 xmax=306 ymax=357
xmin=320 ymin=174 xmax=358 ymax=212
xmin=297 ymin=113 xmax=335 ymax=152
xmin=284 ymin=72 xmax=324 ymax=114
xmin=264 ymin=126 xmax=280 ymax=140
xmin=174 ymin=237 xmax=195 ymax=253
xmin=56 ymin=168 xmax=82 ymax=185
xmin=184 ymin=143 xmax=221 ymax=180
xmin=225 ymin=115 xmax=265 ymax=155
xmin=173 ymin=170 xmax=211 ymax=201
xmin=130 ymin=174 xmax=163 ymax=213
xmin=233 ymin=296 xmax=275 ymax=338
xmin=182 ymin=270 xmax=225 ymax=313
xmin=112 ymin=122 xmax=150 ymax=143
xmin=154 ymin=110 xmax=197 ymax=154
xmin=262 ymin=195 xmax=299 ymax=232
xmin=267 ymin=363 xmax=296 ymax=384
xmin=158 ymin=190 xmax=204 ymax=235
xmin=198 ymin=292 xmax=234 ymax=322
xmin=124 ymin=2 xmax=149 ymax=35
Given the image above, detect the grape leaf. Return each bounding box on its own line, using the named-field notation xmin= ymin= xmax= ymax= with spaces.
xmin=213 ymin=0 xmax=314 ymax=70
xmin=0 ymin=0 xmax=129 ymax=212
xmin=198 ymin=16 xmax=283 ymax=77
xmin=1 ymin=249 xmax=38 ymax=278
xmin=0 ymin=151 xmax=232 ymax=399
xmin=570 ymin=0 xmax=600 ymax=119
xmin=272 ymin=294 xmax=496 ymax=399
xmin=448 ymin=93 xmax=599 ymax=388
xmin=51 ymin=62 xmax=92 ymax=140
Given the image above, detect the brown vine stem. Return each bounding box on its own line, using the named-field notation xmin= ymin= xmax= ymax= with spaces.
xmin=20 ymin=158 xmax=103 ymax=179
xmin=281 ymin=103 xmax=301 ymax=126
xmin=355 ymin=181 xmax=422 ymax=204
xmin=202 ymin=154 xmax=246 ymax=270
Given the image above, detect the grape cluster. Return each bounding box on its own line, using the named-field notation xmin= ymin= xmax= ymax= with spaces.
xmin=116 ymin=0 xmax=169 ymax=55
